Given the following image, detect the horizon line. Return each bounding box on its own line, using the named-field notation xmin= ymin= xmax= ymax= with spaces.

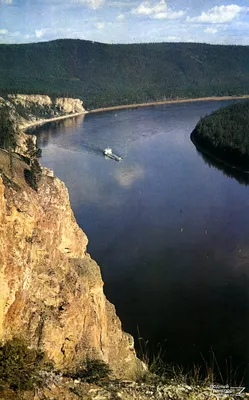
xmin=1 ymin=38 xmax=249 ymax=47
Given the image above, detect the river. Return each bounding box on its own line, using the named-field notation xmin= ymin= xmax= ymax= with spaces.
xmin=32 ymin=99 xmax=249 ymax=384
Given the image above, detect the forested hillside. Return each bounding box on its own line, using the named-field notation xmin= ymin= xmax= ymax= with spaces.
xmin=191 ymin=100 xmax=249 ymax=171
xmin=1 ymin=39 xmax=249 ymax=109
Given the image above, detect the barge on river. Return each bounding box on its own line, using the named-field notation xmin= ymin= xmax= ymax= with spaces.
xmin=103 ymin=148 xmax=122 ymax=162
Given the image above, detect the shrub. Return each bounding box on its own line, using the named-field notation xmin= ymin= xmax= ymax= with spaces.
xmin=25 ymin=136 xmax=36 ymax=157
xmin=25 ymin=137 xmax=42 ymax=158
xmin=0 ymin=105 xmax=17 ymax=151
xmin=71 ymin=359 xmax=112 ymax=383
xmin=24 ymin=159 xmax=42 ymax=191
xmin=0 ymin=338 xmax=44 ymax=391
xmin=36 ymin=147 xmax=42 ymax=158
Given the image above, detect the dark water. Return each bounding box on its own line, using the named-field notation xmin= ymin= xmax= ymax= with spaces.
xmin=33 ymin=100 xmax=249 ymax=383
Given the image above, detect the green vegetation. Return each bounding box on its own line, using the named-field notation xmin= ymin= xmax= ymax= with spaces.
xmin=0 ymin=338 xmax=45 ymax=391
xmin=24 ymin=158 xmax=42 ymax=191
xmin=0 ymin=105 xmax=17 ymax=151
xmin=191 ymin=100 xmax=249 ymax=171
xmin=0 ymin=104 xmax=18 ymax=178
xmin=13 ymin=100 xmax=64 ymax=121
xmin=1 ymin=40 xmax=249 ymax=109
xmin=26 ymin=136 xmax=42 ymax=159
xmin=67 ymin=358 xmax=112 ymax=383
xmin=0 ymin=100 xmax=43 ymax=190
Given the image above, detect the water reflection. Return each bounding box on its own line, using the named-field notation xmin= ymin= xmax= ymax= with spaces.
xmin=196 ymin=149 xmax=249 ymax=186
xmin=32 ymin=100 xmax=249 ymax=386
xmin=114 ymin=163 xmax=144 ymax=188
xmin=29 ymin=115 xmax=85 ymax=148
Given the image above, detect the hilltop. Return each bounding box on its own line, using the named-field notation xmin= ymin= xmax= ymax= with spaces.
xmin=1 ymin=39 xmax=249 ymax=109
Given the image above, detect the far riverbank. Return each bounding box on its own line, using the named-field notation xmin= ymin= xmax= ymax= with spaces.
xmin=89 ymin=95 xmax=249 ymax=114
xmin=22 ymin=95 xmax=249 ymax=132
xmin=22 ymin=111 xmax=87 ymax=132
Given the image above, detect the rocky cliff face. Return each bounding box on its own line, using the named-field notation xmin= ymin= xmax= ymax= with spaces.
xmin=7 ymin=94 xmax=85 ymax=122
xmin=0 ymin=148 xmax=141 ymax=379
xmin=0 ymin=94 xmax=87 ymax=155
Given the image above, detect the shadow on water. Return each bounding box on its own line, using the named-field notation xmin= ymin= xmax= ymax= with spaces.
xmin=195 ymin=149 xmax=249 ymax=186
xmin=30 ymin=116 xmax=105 ymax=156
xmin=28 ymin=115 xmax=85 ymax=146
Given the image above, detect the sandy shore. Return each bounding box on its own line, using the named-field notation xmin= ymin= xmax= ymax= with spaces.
xmin=89 ymin=95 xmax=249 ymax=114
xmin=22 ymin=111 xmax=87 ymax=132
xmin=20 ymin=95 xmax=249 ymax=131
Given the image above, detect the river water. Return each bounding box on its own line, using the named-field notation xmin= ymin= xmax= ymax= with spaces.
xmin=32 ymin=99 xmax=249 ymax=383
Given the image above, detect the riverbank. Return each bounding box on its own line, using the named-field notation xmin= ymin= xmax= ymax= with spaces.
xmin=89 ymin=95 xmax=249 ymax=114
xmin=21 ymin=111 xmax=87 ymax=131
xmin=20 ymin=95 xmax=249 ymax=131
xmin=190 ymin=99 xmax=249 ymax=174
xmin=191 ymin=130 xmax=249 ymax=174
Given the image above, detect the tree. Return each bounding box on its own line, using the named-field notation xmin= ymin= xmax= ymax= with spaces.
xmin=0 ymin=105 xmax=17 ymax=150
xmin=0 ymin=105 xmax=18 ymax=178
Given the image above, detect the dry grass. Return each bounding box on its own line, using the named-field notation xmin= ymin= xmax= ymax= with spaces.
xmin=136 ymin=333 xmax=246 ymax=389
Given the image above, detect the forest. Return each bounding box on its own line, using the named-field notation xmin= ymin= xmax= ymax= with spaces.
xmin=0 ymin=39 xmax=249 ymax=109
xmin=191 ymin=100 xmax=249 ymax=171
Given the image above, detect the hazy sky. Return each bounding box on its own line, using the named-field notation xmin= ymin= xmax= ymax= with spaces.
xmin=1 ymin=0 xmax=249 ymax=45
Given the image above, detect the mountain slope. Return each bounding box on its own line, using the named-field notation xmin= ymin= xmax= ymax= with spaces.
xmin=1 ymin=39 xmax=249 ymax=108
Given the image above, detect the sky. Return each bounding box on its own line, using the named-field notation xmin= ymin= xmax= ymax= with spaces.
xmin=0 ymin=0 xmax=249 ymax=45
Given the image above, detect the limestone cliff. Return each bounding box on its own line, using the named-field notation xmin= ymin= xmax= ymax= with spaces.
xmin=7 ymin=94 xmax=85 ymax=122
xmin=0 ymin=148 xmax=141 ymax=379
xmin=0 ymin=94 xmax=87 ymax=155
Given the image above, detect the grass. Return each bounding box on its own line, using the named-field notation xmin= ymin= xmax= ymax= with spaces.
xmin=135 ymin=331 xmax=246 ymax=389
xmin=200 ymin=349 xmax=246 ymax=388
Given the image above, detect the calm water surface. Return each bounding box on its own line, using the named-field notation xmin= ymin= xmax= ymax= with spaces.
xmin=33 ymin=100 xmax=249 ymax=381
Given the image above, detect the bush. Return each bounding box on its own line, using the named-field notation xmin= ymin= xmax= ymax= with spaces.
xmin=36 ymin=147 xmax=42 ymax=158
xmin=0 ymin=338 xmax=44 ymax=391
xmin=25 ymin=137 xmax=42 ymax=158
xmin=24 ymin=159 xmax=42 ymax=191
xmin=0 ymin=105 xmax=17 ymax=151
xmin=71 ymin=359 xmax=112 ymax=383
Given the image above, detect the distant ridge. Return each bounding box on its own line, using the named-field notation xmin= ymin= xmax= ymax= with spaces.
xmin=1 ymin=39 xmax=249 ymax=109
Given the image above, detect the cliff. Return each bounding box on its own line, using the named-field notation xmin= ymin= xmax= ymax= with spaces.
xmin=0 ymin=94 xmax=87 ymax=155
xmin=1 ymin=96 xmax=247 ymax=400
xmin=7 ymin=94 xmax=85 ymax=122
xmin=0 ymin=114 xmax=142 ymax=380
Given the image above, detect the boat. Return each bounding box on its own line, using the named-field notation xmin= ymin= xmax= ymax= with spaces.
xmin=103 ymin=148 xmax=122 ymax=162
